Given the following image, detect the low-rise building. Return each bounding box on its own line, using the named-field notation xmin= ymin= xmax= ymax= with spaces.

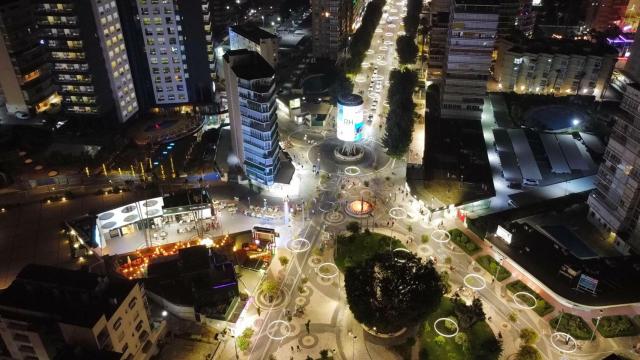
xmin=494 ymin=35 xmax=618 ymax=98
xmin=0 ymin=264 xmax=166 ymax=360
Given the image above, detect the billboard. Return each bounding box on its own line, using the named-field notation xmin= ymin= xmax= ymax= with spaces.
xmin=336 ymin=95 xmax=364 ymax=142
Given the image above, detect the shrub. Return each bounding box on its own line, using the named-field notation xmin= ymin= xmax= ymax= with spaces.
xmin=421 ymin=234 xmax=429 ymax=243
xmin=476 ymin=255 xmax=511 ymax=281
xmin=505 ymin=280 xmax=554 ymax=317
xmin=346 ymin=221 xmax=361 ymax=234
xmin=508 ymin=312 xmax=518 ymax=323
xmin=278 ymin=255 xmax=289 ymax=268
xmin=519 ymin=328 xmax=538 ymax=345
xmin=449 ymin=229 xmax=480 ymax=255
xmin=549 ymin=313 xmax=593 ymax=340
xmin=515 ymin=344 xmax=541 ymax=360
xmin=595 ymin=315 xmax=639 ymax=338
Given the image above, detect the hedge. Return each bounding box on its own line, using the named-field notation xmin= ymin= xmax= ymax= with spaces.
xmin=475 ymin=255 xmax=511 ymax=282
xmin=505 ymin=280 xmax=554 ymax=317
xmin=449 ymin=229 xmax=481 ymax=256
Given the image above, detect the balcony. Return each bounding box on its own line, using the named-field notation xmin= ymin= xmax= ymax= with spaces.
xmin=238 ymin=79 xmax=274 ymax=93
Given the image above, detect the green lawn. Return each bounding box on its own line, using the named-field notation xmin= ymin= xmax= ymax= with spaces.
xmin=594 ymin=315 xmax=639 ymax=338
xmin=549 ymin=313 xmax=593 ymax=340
xmin=449 ymin=229 xmax=481 ymax=256
xmin=475 ymin=255 xmax=511 ymax=282
xmin=335 ymin=231 xmax=404 ymax=271
xmin=419 ymin=298 xmax=501 ymax=360
xmin=505 ymin=280 xmax=554 ymax=317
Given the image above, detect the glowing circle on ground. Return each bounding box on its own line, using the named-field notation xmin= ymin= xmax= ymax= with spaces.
xmin=286 ymin=238 xmax=311 ymax=253
xmin=512 ymin=292 xmax=537 ymax=309
xmin=431 ymin=229 xmax=451 ymax=243
xmin=344 ymin=166 xmax=361 ymax=176
xmin=550 ymin=332 xmax=577 ymax=353
xmin=463 ymin=274 xmax=487 ymax=290
xmin=347 ymin=200 xmax=374 ymax=216
xmin=388 ymin=207 xmax=407 ymax=219
xmin=316 ymin=263 xmax=339 ymax=278
xmin=393 ymin=248 xmax=412 ymax=262
xmin=433 ymin=318 xmax=459 ymax=338
xmin=266 ymin=320 xmax=291 ymax=340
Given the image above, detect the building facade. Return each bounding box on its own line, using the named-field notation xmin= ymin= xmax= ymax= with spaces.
xmin=0 ymin=0 xmax=59 ymax=118
xmin=494 ymin=36 xmax=618 ymax=98
xmin=223 ymin=50 xmax=281 ymax=187
xmin=440 ymin=0 xmax=499 ymax=120
xmin=588 ymin=83 xmax=640 ymax=253
xmin=229 ymin=24 xmax=279 ymax=68
xmin=35 ymin=0 xmax=138 ymax=122
xmin=625 ymin=29 xmax=640 ymax=81
xmin=0 ymin=264 xmax=166 ymax=360
xmin=136 ymin=0 xmax=214 ymax=106
xmin=585 ymin=0 xmax=630 ymax=32
xmin=425 ymin=0 xmax=451 ymax=80
xmin=311 ymin=0 xmax=351 ymax=59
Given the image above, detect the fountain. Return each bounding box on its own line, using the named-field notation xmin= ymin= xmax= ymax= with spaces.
xmin=346 ymin=200 xmax=374 ymax=218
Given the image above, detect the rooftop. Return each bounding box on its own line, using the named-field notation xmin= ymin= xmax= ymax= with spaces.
xmin=0 ymin=264 xmax=136 ymax=327
xmin=230 ymin=24 xmax=278 ymax=43
xmin=162 ymin=188 xmax=211 ymax=210
xmin=504 ymin=34 xmax=618 ymax=57
xmin=224 ymin=49 xmax=275 ymax=80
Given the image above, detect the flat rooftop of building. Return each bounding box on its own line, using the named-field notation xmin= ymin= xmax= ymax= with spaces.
xmin=230 ymin=24 xmax=278 ymax=42
xmin=453 ymin=0 xmax=500 ymax=12
xmin=161 ymin=188 xmax=211 ymax=209
xmin=0 ymin=264 xmax=136 ymax=327
xmin=224 ymin=49 xmax=274 ymax=80
xmin=505 ymin=33 xmax=618 ymax=57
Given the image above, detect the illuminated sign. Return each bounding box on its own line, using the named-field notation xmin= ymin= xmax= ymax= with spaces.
xmin=337 ymin=96 xmax=364 ymax=142
xmin=289 ymin=98 xmax=301 ymax=109
xmin=496 ymin=225 xmax=512 ymax=244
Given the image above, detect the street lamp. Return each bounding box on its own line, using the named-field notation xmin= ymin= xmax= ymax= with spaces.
xmin=347 ymin=330 xmax=358 ymax=360
xmin=590 ymin=309 xmax=604 ymax=342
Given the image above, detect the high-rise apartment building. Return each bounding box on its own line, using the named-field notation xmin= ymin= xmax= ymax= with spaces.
xmin=229 ymin=24 xmax=279 ymax=68
xmin=223 ymin=49 xmax=281 ymax=187
xmin=440 ymin=0 xmax=499 ymax=120
xmin=588 ymin=83 xmax=640 ymax=253
xmin=585 ymin=0 xmax=630 ymax=32
xmin=0 ymin=264 xmax=166 ymax=360
xmin=35 ymin=0 xmax=138 ymax=122
xmin=625 ymin=29 xmax=640 ymax=81
xmin=426 ymin=0 xmax=451 ymax=80
xmin=494 ymin=35 xmax=618 ymax=98
xmin=0 ymin=0 xmax=59 ymax=118
xmin=136 ymin=0 xmax=214 ymax=106
xmin=311 ymin=0 xmax=352 ymax=59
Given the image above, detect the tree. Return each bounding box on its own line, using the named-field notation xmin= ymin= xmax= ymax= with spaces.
xmin=345 ymin=252 xmax=444 ymax=333
xmin=396 ymin=35 xmax=419 ymax=64
xmin=519 ymin=328 xmax=539 ymax=345
xmin=508 ymin=311 xmax=518 ymax=323
xmin=452 ymin=294 xmax=486 ymax=330
xmin=278 ymin=255 xmax=290 ymax=268
xmin=515 ymin=345 xmax=542 ymax=360
xmin=236 ymin=328 xmax=255 ymax=352
xmin=261 ymin=279 xmax=280 ymax=302
xmin=319 ymin=349 xmax=330 ymax=359
xmin=455 ymin=332 xmax=470 ymax=353
xmin=346 ymin=221 xmax=361 ymax=234
xmin=382 ymin=68 xmax=418 ymax=157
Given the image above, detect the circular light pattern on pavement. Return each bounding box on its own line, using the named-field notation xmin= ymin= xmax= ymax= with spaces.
xmin=388 ymin=207 xmax=407 ymax=219
xmin=463 ymin=274 xmax=487 ymax=290
xmin=550 ymin=332 xmax=578 ymax=353
xmin=384 ymin=40 xmax=393 ymax=45
xmin=375 ymin=29 xmax=383 ymax=33
xmin=316 ymin=263 xmax=339 ymax=278
xmin=393 ymin=248 xmax=412 ymax=263
xmin=344 ymin=166 xmax=361 ymax=176
xmin=431 ymin=229 xmax=451 ymax=243
xmin=286 ymin=238 xmax=311 ymax=253
xmin=385 ymin=32 xmax=394 ymax=37
xmin=433 ymin=318 xmax=459 ymax=338
xmin=266 ymin=320 xmax=292 ymax=340
xmin=512 ymin=292 xmax=537 ymax=310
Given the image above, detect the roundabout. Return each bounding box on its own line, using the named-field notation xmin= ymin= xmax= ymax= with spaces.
xmin=433 ymin=318 xmax=459 ymax=338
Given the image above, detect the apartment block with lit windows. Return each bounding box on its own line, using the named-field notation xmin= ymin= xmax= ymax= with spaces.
xmin=223 ymin=50 xmax=281 ymax=187
xmin=494 ymin=35 xmax=618 ymax=98
xmin=311 ymin=0 xmax=351 ymax=59
xmin=0 ymin=264 xmax=166 ymax=360
xmin=440 ymin=0 xmax=499 ymax=120
xmin=136 ymin=0 xmax=215 ymax=106
xmin=0 ymin=0 xmax=59 ymax=118
xmin=34 ymin=0 xmax=138 ymax=122
xmin=588 ymin=83 xmax=640 ymax=254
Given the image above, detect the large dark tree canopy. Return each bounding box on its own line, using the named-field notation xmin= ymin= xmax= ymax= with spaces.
xmin=345 ymin=252 xmax=444 ymax=333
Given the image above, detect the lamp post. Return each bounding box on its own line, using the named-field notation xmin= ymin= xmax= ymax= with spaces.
xmin=590 ymin=309 xmax=604 ymax=342
xmin=347 ymin=330 xmax=358 ymax=360
xmin=494 ymin=257 xmax=504 ymax=284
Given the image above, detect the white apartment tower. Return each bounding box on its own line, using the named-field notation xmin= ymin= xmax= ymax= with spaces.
xmin=229 ymin=24 xmax=279 ymax=68
xmin=588 ymin=83 xmax=640 ymax=254
xmin=440 ymin=0 xmax=499 ymax=120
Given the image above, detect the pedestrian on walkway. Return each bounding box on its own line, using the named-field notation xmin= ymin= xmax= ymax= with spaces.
xmin=291 ymin=346 xmax=294 ymax=353
xmin=297 ymin=345 xmax=301 ymax=352
xmin=256 ymin=306 xmax=261 ymax=317
xmin=305 ymin=320 xmax=311 ymax=334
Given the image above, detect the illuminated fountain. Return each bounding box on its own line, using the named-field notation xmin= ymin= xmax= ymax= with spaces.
xmin=346 ymin=199 xmax=374 ymax=218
